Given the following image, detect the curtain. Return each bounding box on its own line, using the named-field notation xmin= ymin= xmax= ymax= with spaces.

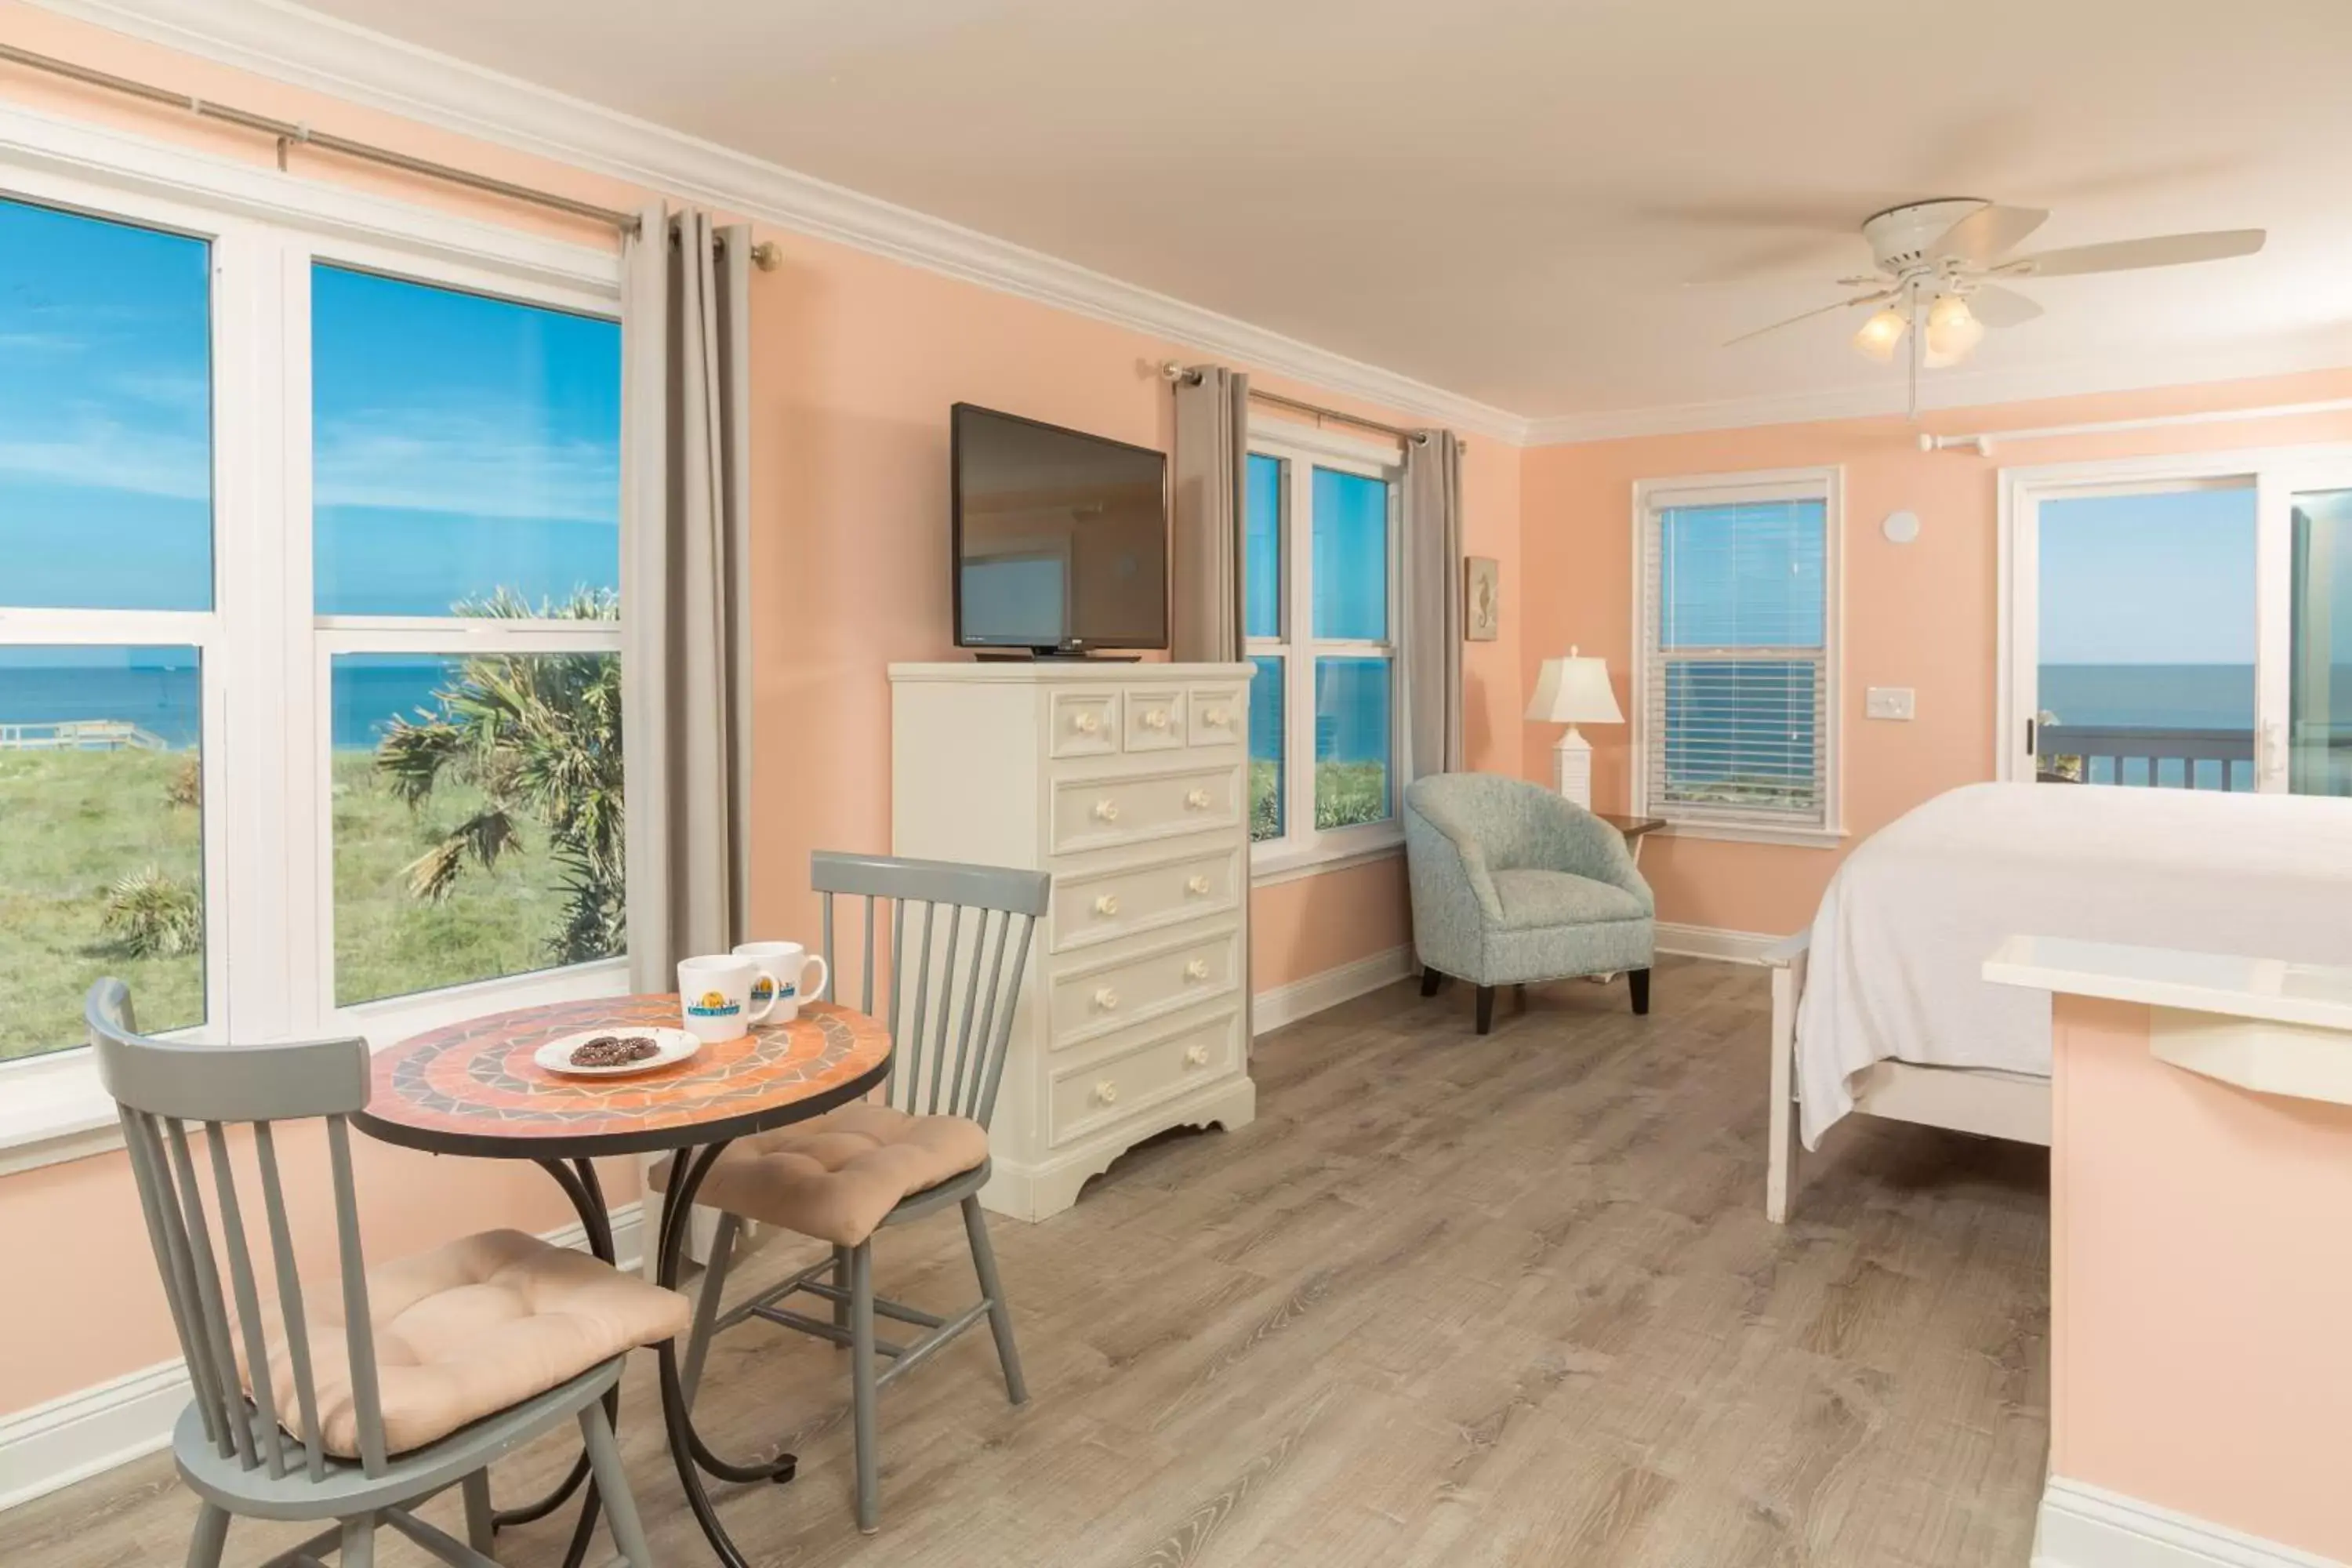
xmin=1170 ymin=365 xmax=1250 ymax=662
xmin=621 ymin=206 xmax=754 ymax=989
xmin=1403 ymin=430 xmax=1465 ymax=779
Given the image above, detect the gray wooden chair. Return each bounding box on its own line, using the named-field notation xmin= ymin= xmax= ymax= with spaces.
xmin=673 ymin=851 xmax=1047 ymax=1533
xmin=89 ymin=978 xmax=688 ymax=1567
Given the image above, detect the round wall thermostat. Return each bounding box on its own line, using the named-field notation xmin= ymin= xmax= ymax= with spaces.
xmin=1882 ymin=509 xmax=1921 ymax=545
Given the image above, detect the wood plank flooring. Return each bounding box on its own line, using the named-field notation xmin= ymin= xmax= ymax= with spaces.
xmin=0 ymin=956 xmax=2051 ymax=1566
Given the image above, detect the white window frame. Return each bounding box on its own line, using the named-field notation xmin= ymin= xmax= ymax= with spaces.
xmin=0 ymin=102 xmax=628 ymax=1171
xmin=1995 ymin=441 xmax=2352 ymax=792
xmin=1245 ymin=418 xmax=1407 ymax=884
xmin=1631 ymin=466 xmax=1845 ymax=848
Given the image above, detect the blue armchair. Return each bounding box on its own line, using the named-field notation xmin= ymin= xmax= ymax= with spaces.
xmin=1403 ymin=773 xmax=1656 ymax=1033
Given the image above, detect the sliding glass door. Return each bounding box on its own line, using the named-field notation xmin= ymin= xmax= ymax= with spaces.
xmin=2006 ymin=452 xmax=2352 ymax=798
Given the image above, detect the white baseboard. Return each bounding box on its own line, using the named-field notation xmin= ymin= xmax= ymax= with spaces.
xmin=0 ymin=1200 xmax=643 ymax=1515
xmin=2034 ymin=1477 xmax=2343 ymax=1568
xmin=1252 ymin=943 xmax=1415 ymax=1035
xmin=1654 ymin=922 xmax=1781 ymax=964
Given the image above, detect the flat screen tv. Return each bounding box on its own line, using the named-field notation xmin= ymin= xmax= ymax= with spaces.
xmin=953 ymin=403 xmax=1168 ymax=655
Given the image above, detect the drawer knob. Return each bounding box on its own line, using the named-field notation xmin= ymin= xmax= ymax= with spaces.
xmin=1184 ymin=1044 xmax=1210 ymax=1067
xmin=1094 ymin=895 xmax=1120 ymax=916
xmin=1184 ymin=789 xmax=1211 ymax=810
xmin=1203 ymin=708 xmax=1230 ymax=728
xmin=1073 ymin=710 xmax=1101 ymax=734
xmin=1094 ymin=1080 xmax=1119 ymax=1105
xmin=1094 ymin=986 xmax=1120 ymax=1011
xmin=1094 ymin=799 xmax=1120 ymax=822
xmin=1144 ymin=709 xmax=1171 ymax=730
xmin=1185 ymin=875 xmax=1211 ymax=896
xmin=1184 ymin=958 xmax=1210 ymax=981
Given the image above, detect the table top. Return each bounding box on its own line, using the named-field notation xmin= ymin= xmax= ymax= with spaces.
xmin=354 ymin=994 xmax=893 ymax=1160
xmin=1596 ymin=811 xmax=1666 ymax=837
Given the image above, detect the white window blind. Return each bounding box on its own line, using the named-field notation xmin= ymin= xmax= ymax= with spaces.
xmin=1639 ymin=484 xmax=1835 ymax=830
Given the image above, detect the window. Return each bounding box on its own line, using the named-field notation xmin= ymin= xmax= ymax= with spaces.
xmin=0 ymin=165 xmax=624 ymax=1087
xmin=1244 ymin=423 xmax=1403 ymax=870
xmin=1634 ymin=470 xmax=1842 ymax=843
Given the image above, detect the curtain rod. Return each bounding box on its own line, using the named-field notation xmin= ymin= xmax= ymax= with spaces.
xmin=0 ymin=41 xmax=642 ymax=234
xmin=1919 ymin=397 xmax=2352 ymax=456
xmin=1160 ymin=361 xmax=1439 ymax=447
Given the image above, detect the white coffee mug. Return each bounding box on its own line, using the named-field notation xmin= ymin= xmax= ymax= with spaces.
xmin=731 ymin=941 xmax=830 ymax=1022
xmin=677 ymin=954 xmax=780 ymax=1043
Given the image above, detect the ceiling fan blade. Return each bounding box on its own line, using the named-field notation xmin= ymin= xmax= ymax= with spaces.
xmin=1967 ymin=283 xmax=2044 ymax=327
xmin=1928 ymin=205 xmax=2049 ymax=267
xmin=1723 ymin=289 xmax=1893 ymax=347
xmin=2000 ymin=229 xmax=2265 ymax=278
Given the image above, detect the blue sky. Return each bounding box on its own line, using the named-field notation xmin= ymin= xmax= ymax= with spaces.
xmin=2038 ymin=488 xmax=2257 ymax=665
xmin=0 ymin=196 xmax=620 ymax=618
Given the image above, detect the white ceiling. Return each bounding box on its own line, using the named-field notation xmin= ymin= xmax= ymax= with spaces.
xmin=144 ymin=0 xmax=2352 ymax=424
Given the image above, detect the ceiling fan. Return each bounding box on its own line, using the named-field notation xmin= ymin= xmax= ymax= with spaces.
xmin=1724 ymin=198 xmax=2266 ymax=412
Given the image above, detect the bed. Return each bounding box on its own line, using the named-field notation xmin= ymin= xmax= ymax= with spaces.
xmin=1764 ymin=781 xmax=2352 ymax=1221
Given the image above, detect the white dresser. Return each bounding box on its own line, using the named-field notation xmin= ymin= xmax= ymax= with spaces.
xmin=889 ymin=662 xmax=1257 ymax=1221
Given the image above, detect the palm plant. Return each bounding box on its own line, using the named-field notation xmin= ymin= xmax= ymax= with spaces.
xmin=375 ymin=587 xmax=625 ymax=967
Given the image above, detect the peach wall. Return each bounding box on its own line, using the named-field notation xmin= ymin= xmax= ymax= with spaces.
xmin=1519 ymin=369 xmax=2352 ymax=935
xmin=0 ymin=5 xmax=1512 ymax=1416
xmin=2049 ymin=994 xmax=2352 ymax=1559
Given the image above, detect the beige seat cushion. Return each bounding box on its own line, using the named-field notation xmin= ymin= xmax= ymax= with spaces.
xmin=249 ymin=1229 xmax=691 ymax=1459
xmin=667 ymin=1102 xmax=989 ymax=1247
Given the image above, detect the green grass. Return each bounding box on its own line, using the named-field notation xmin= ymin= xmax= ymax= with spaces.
xmin=1250 ymin=757 xmax=1390 ymax=843
xmin=0 ymin=749 xmax=584 ymax=1060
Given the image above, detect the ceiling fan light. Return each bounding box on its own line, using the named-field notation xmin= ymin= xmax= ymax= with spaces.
xmin=1924 ymin=295 xmax=1985 ymax=365
xmin=1853 ymin=307 xmax=1907 ymax=362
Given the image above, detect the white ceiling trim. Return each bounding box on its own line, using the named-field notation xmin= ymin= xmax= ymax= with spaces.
xmin=1523 ymin=329 xmax=2352 ymax=445
xmin=22 ymin=0 xmax=1533 ymax=442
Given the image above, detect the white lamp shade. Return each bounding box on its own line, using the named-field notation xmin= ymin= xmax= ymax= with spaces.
xmin=1525 ymin=649 xmax=1623 ymax=725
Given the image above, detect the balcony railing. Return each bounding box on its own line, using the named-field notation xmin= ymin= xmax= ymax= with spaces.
xmin=2037 ymin=724 xmax=2255 ymax=791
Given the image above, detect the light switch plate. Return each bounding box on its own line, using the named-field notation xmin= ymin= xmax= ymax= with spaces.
xmin=1866 ymin=687 xmax=1916 ymax=720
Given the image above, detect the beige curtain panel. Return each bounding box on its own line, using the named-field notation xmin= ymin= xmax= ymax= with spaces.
xmin=621 ymin=206 xmax=755 ymax=989
xmin=1403 ymin=430 xmax=1466 ymax=779
xmin=1169 ymin=365 xmax=1250 ymax=662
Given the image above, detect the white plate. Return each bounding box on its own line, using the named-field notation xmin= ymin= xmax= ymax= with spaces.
xmin=533 ymin=1027 xmax=701 ymax=1078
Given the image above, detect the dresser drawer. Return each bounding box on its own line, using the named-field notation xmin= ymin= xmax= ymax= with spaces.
xmin=1051 ymin=845 xmax=1240 ymax=952
xmin=1123 ymin=686 xmax=1187 ymax=751
xmin=1050 ymin=764 xmax=1241 ymax=855
xmin=1048 ymin=690 xmax=1121 ymax=759
xmin=1049 ymin=1009 xmax=1244 ymax=1147
xmin=1049 ymin=924 xmax=1242 ymax=1049
xmin=1186 ymin=684 xmax=1247 ymax=751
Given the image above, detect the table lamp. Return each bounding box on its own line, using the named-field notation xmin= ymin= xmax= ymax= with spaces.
xmin=1525 ymin=648 xmax=1623 ymax=810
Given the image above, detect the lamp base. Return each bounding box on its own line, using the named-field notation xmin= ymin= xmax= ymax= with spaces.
xmin=1551 ymin=728 xmax=1594 ymax=811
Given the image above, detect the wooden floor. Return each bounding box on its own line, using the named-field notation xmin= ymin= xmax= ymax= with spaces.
xmin=1 ymin=957 xmax=2052 ymax=1567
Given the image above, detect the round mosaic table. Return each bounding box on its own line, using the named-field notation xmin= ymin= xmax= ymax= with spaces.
xmin=355 ymin=993 xmax=893 ymax=1568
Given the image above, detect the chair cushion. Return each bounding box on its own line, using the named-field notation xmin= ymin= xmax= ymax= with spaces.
xmin=1488 ymin=867 xmax=1649 ymax=931
xmin=248 ymin=1229 xmax=691 ymax=1459
xmin=666 ymin=1102 xmax=989 ymax=1247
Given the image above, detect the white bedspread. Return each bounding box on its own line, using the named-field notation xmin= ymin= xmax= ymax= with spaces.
xmin=1794 ymin=782 xmax=2352 ymax=1147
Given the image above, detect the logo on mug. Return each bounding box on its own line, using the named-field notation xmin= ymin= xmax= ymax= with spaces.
xmin=687 ymin=989 xmax=740 ymax=1018
xmin=750 ymin=978 xmax=776 ymax=1004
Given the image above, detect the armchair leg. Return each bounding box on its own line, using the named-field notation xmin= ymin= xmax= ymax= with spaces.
xmin=1628 ymin=968 xmax=1650 ymax=1016
xmin=1475 ymin=985 xmax=1496 ymax=1034
xmin=1419 ymin=966 xmax=1442 ymax=998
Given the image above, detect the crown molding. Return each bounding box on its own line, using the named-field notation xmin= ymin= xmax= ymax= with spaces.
xmin=1521 ymin=330 xmax=2352 ymax=445
xmin=23 ymin=0 xmax=1531 ymax=443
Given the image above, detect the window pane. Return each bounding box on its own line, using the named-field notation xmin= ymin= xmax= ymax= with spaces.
xmin=1314 ymin=655 xmax=1391 ymax=829
xmin=1312 ymin=468 xmax=1388 ymax=641
xmin=0 ymin=646 xmax=205 ymax=1058
xmin=2290 ymin=488 xmax=2352 ymax=797
xmin=2035 ymin=488 xmax=2256 ymax=790
xmin=1658 ymin=499 xmax=1824 ymax=648
xmin=313 ymin=266 xmax=622 ymax=617
xmin=1661 ymin=659 xmax=1820 ymax=815
xmin=1245 ymin=454 xmax=1284 ymax=639
xmin=1250 ymin=655 xmax=1284 ymax=841
xmin=0 ymin=199 xmax=212 ymax=611
xmin=332 ymin=648 xmax=622 ymax=1004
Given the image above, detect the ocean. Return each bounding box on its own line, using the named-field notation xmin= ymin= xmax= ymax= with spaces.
xmin=0 ymin=654 xmax=463 ymax=752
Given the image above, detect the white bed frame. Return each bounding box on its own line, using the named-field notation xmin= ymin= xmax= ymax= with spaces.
xmin=1762 ymin=929 xmax=2053 ymax=1223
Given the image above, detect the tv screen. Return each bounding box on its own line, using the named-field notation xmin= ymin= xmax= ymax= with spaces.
xmin=953 ymin=404 xmax=1168 ymax=652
